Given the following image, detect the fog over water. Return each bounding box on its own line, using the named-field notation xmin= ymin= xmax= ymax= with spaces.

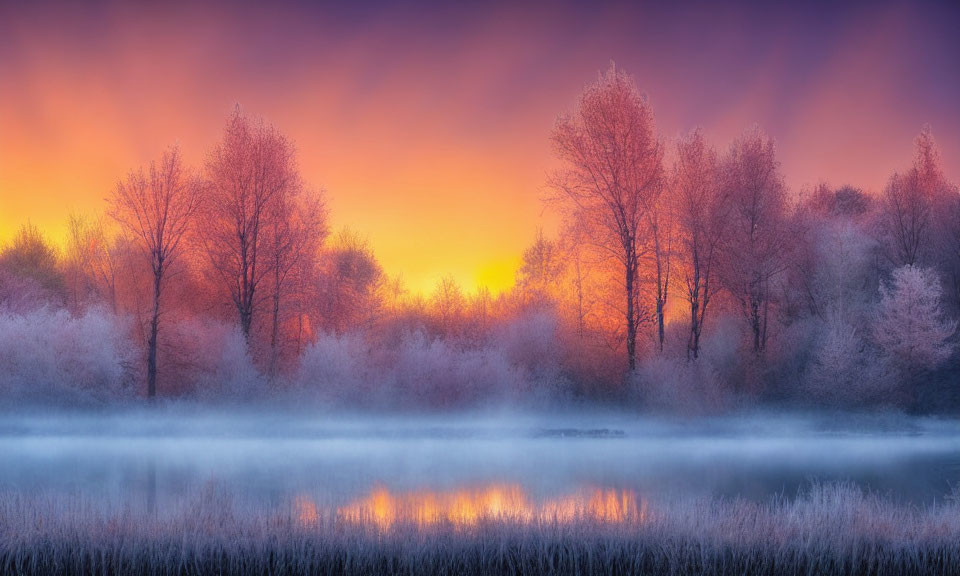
xmin=2 ymin=410 xmax=959 ymax=521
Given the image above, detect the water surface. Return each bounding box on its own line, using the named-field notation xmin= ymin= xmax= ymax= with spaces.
xmin=2 ymin=410 xmax=958 ymax=524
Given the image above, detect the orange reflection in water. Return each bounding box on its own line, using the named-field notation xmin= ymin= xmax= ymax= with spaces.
xmin=296 ymin=485 xmax=645 ymax=529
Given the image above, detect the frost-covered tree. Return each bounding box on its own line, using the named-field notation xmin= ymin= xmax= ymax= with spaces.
xmin=671 ymin=129 xmax=728 ymax=359
xmin=313 ymin=230 xmax=385 ymax=334
xmin=201 ymin=108 xmax=301 ymax=341
xmin=549 ymin=64 xmax=664 ymax=371
xmin=515 ymin=229 xmax=565 ymax=309
xmin=807 ymin=312 xmax=891 ymax=406
xmin=873 ymin=265 xmax=955 ymax=377
xmin=110 ymin=146 xmax=203 ymax=398
xmin=719 ymin=126 xmax=791 ymax=355
xmin=0 ymin=223 xmax=65 ymax=306
xmin=811 ymin=220 xmax=876 ymax=321
xmin=877 ymin=128 xmax=951 ymax=269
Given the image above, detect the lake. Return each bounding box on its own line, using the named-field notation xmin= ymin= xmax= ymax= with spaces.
xmin=2 ymin=410 xmax=959 ymax=526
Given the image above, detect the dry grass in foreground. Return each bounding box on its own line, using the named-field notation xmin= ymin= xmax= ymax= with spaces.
xmin=2 ymin=483 xmax=960 ymax=575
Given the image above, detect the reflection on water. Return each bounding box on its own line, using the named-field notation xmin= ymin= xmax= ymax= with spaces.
xmin=294 ymin=485 xmax=645 ymax=528
xmin=2 ymin=413 xmax=960 ymax=520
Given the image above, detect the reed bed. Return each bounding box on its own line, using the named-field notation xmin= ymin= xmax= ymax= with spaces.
xmin=2 ymin=483 xmax=959 ymax=576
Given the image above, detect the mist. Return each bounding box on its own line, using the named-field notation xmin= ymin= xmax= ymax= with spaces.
xmin=4 ymin=409 xmax=959 ymax=508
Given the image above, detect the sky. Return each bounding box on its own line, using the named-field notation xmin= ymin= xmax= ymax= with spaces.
xmin=1 ymin=0 xmax=958 ymax=294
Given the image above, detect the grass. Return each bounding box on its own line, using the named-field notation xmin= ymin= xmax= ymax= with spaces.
xmin=2 ymin=483 xmax=960 ymax=575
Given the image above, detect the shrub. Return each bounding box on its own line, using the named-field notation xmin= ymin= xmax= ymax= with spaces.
xmin=0 ymin=307 xmax=135 ymax=405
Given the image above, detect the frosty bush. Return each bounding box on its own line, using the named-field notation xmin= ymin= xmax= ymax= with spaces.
xmin=634 ymin=356 xmax=729 ymax=415
xmin=160 ymin=318 xmax=263 ymax=399
xmin=294 ymin=332 xmax=372 ymax=404
xmin=492 ymin=311 xmax=570 ymax=400
xmin=389 ymin=332 xmax=523 ymax=407
xmin=0 ymin=307 xmax=136 ymax=404
xmin=294 ymin=323 xmax=569 ymax=409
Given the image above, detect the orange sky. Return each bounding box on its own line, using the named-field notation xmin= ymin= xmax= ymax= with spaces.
xmin=1 ymin=1 xmax=958 ymax=293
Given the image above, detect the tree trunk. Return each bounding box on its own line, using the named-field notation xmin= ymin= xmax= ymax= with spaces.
xmin=146 ymin=272 xmax=161 ymax=399
xmin=656 ymin=298 xmax=665 ymax=354
xmin=625 ymin=258 xmax=637 ymax=372
xmin=239 ymin=303 xmax=253 ymax=340
xmin=761 ymin=290 xmax=769 ymax=354
xmin=268 ymin=267 xmax=281 ymax=379
xmin=689 ymin=299 xmax=700 ymax=360
xmin=688 ymin=262 xmax=701 ymax=360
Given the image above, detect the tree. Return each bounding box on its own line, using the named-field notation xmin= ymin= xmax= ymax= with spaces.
xmin=0 ymin=223 xmax=66 ymax=310
xmin=264 ymin=186 xmax=328 ymax=377
xmin=431 ymin=275 xmax=466 ymax=336
xmin=719 ymin=126 xmax=791 ymax=356
xmin=873 ymin=265 xmax=955 ymax=378
xmin=936 ymin=190 xmax=960 ymax=309
xmin=201 ymin=108 xmax=301 ymax=341
xmin=549 ymin=64 xmax=664 ymax=371
xmin=671 ymin=129 xmax=727 ymax=359
xmin=109 ymin=146 xmax=202 ymax=398
xmin=64 ymin=214 xmax=123 ymax=313
xmin=64 ymin=214 xmax=97 ymax=312
xmin=515 ymin=229 xmax=564 ymax=309
xmin=0 ymin=223 xmax=65 ymax=301
xmin=791 ymin=183 xmax=878 ymax=324
xmin=878 ymin=127 xmax=947 ymax=268
xmin=808 ymin=184 xmax=871 ymax=219
xmin=645 ymin=179 xmax=673 ymax=354
xmin=314 ymin=230 xmax=384 ymax=334
xmin=807 ymin=310 xmax=891 ymax=406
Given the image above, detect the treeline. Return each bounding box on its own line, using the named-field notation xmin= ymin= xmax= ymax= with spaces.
xmin=538 ymin=66 xmax=959 ymax=412
xmin=0 ymin=66 xmax=958 ymax=412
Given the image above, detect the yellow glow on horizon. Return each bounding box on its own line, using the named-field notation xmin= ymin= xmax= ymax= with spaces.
xmin=2 ymin=1 xmax=957 ymax=296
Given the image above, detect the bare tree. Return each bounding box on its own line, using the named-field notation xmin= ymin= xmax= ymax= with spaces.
xmin=264 ymin=187 xmax=328 ymax=377
xmin=557 ymin=216 xmax=601 ymax=342
xmin=878 ymin=127 xmax=945 ymax=268
xmin=898 ymin=128 xmax=960 ymax=310
xmin=0 ymin=223 xmax=65 ymax=307
xmin=64 ymin=214 xmax=97 ymax=312
xmin=201 ymin=108 xmax=300 ymax=342
xmin=671 ymin=129 xmax=728 ymax=359
xmin=314 ymin=230 xmax=385 ymax=334
xmin=109 ymin=146 xmax=202 ymax=398
xmin=549 ymin=64 xmax=664 ymax=371
xmin=881 ymin=173 xmax=931 ymax=268
xmin=644 ymin=183 xmax=673 ymax=354
xmin=64 ymin=214 xmax=122 ymax=313
xmin=719 ymin=126 xmax=790 ymax=356
xmin=432 ymin=275 xmax=466 ymax=336
xmin=515 ymin=229 xmax=565 ymax=309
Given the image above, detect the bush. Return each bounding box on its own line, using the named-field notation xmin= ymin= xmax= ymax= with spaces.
xmin=294 ymin=332 xmax=372 ymax=405
xmin=294 ymin=319 xmax=571 ymax=410
xmin=634 ymin=356 xmax=729 ymax=415
xmin=0 ymin=307 xmax=136 ymax=405
xmin=159 ymin=318 xmax=264 ymax=399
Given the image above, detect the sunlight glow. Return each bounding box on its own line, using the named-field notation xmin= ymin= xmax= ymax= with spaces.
xmin=294 ymin=485 xmax=645 ymax=529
